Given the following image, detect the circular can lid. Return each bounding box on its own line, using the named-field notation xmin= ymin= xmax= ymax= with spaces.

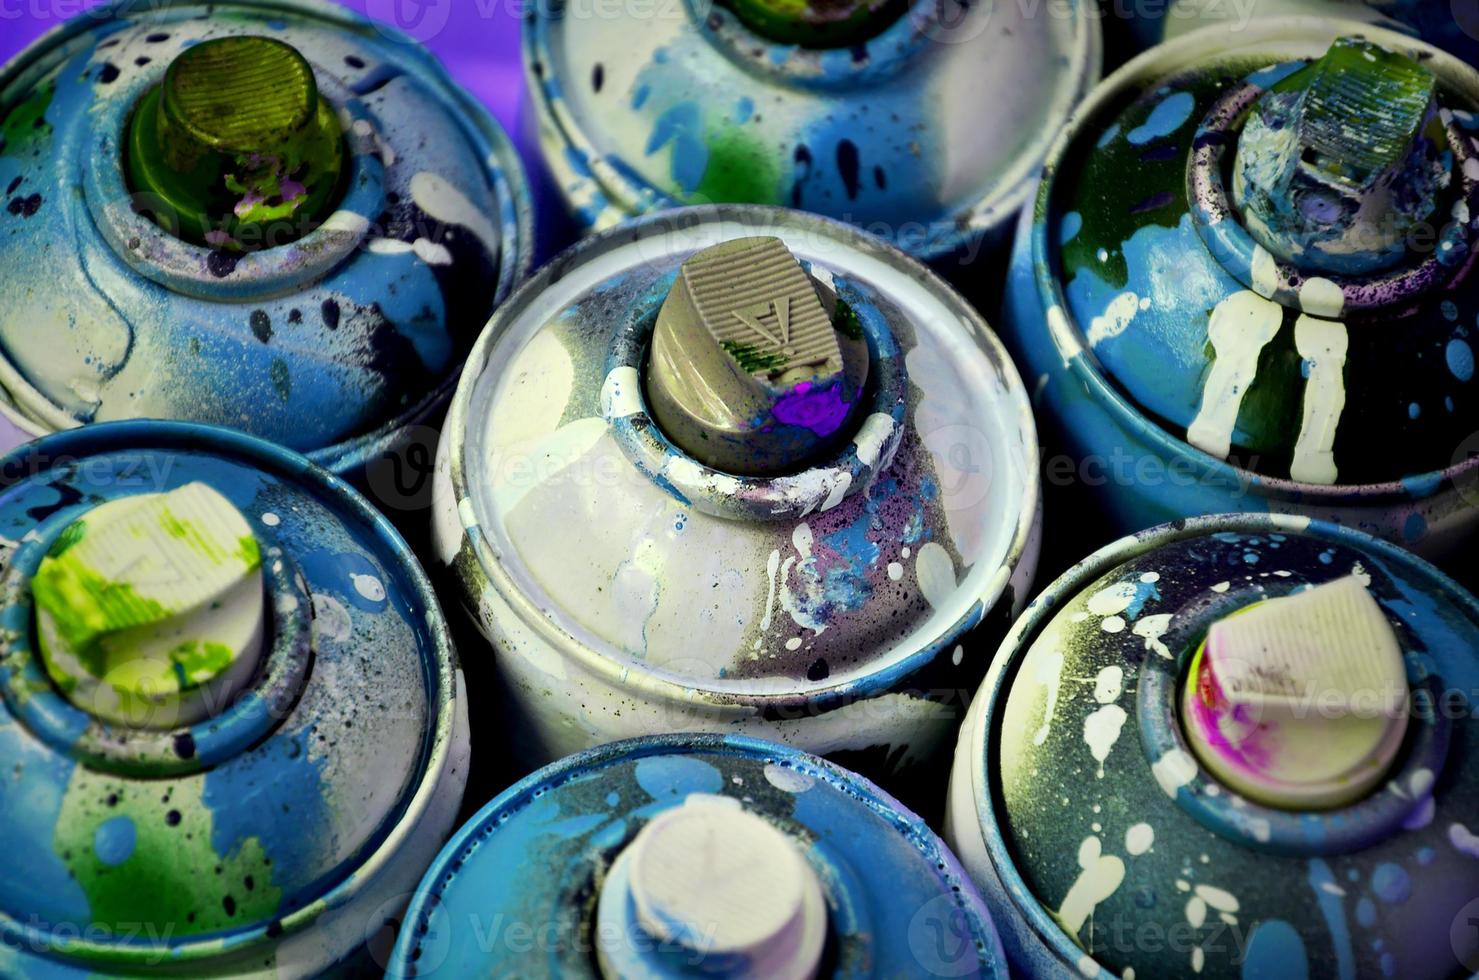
xmin=0 ymin=0 xmax=533 ymax=474
xmin=524 ymin=0 xmax=1098 ymax=259
xmin=388 ymin=734 xmax=1006 ymax=978
xmin=966 ymin=514 xmax=1479 ymax=979
xmin=0 ymin=421 xmax=467 ymax=976
xmin=1034 ymin=19 xmax=1479 ymax=488
xmin=439 ymin=205 xmax=1039 ymax=711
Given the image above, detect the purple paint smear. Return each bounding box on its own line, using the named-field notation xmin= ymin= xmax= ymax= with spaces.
xmin=770 ymin=381 xmax=853 ymax=438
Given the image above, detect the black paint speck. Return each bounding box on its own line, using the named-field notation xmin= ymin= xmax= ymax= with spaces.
xmin=106 ymin=793 xmax=119 ymax=807
xmin=97 ymin=63 xmax=120 ymax=85
xmin=592 ymin=63 xmax=604 ymax=93
xmin=807 ymin=658 xmax=830 ymax=681
xmin=207 ymin=249 xmax=241 ymax=278
xmin=792 ymin=145 xmax=813 ymax=208
xmin=135 ymin=56 xmax=152 ymax=67
xmin=321 ymin=298 xmax=341 ymax=330
xmin=873 ymin=166 xmax=887 ymax=190
xmin=250 ymin=310 xmax=273 ymax=343
xmin=266 ymin=920 xmax=284 ymax=938
xmin=345 ymin=55 xmax=366 ymax=69
xmin=165 ymin=809 xmax=181 ymax=826
xmin=244 ymin=875 xmax=255 ymax=892
xmin=5 ymin=176 xmax=21 ymax=196
xmin=288 ymin=308 xmax=302 ymax=324
xmin=146 ymin=32 xmax=170 ymax=42
xmin=837 ymin=139 xmax=861 ymax=201
xmin=173 ymin=733 xmax=196 ymax=759
xmin=6 ymin=194 xmax=42 ymax=218
xmin=223 ymin=895 xmax=237 ymax=917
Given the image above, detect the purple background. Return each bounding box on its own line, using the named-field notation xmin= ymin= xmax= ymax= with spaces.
xmin=0 ymin=0 xmax=531 ymax=453
xmin=0 ymin=0 xmax=528 ymax=141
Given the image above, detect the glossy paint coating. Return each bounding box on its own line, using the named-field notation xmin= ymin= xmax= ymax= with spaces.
xmin=387 ymin=733 xmax=1007 ymax=978
xmin=433 ymin=205 xmax=1040 ymax=783
xmin=523 ymin=0 xmax=1099 ymax=260
xmin=946 ymin=513 xmax=1479 ymax=979
xmin=0 ymin=0 xmax=533 ymax=474
xmin=1001 ymin=19 xmax=1479 ymax=563
xmin=0 ymin=421 xmax=469 ymax=977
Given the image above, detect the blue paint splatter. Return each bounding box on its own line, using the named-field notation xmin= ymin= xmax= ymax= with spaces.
xmin=734 ymin=97 xmax=754 ymax=124
xmin=1446 ymin=338 xmax=1474 ymax=382
xmin=631 ymin=84 xmax=650 ymax=110
xmin=1371 ymin=863 xmax=1411 ymax=904
xmin=646 ymin=102 xmax=708 ymax=194
xmin=1356 ymin=897 xmax=1376 ymax=927
xmin=1407 ymin=402 xmax=1420 ymax=419
xmin=1242 ymin=920 xmax=1308 ymax=980
xmin=1060 ymin=211 xmax=1083 ymax=245
xmin=1247 ymin=60 xmax=1307 ymax=90
xmin=1096 ymin=122 xmax=1121 ymax=148
xmin=1127 ymin=92 xmax=1195 ymax=145
xmin=634 ymin=756 xmax=723 ymax=803
xmin=93 ymin=815 xmax=136 ymax=867
xmin=1309 ymin=859 xmax=1356 ymax=980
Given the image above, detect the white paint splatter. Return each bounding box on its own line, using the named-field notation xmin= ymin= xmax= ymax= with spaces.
xmin=1134 ymin=614 xmax=1174 ymax=659
xmin=1087 ymin=582 xmax=1138 ymax=617
xmin=852 ymin=413 xmax=895 ymax=467
xmin=916 ymin=542 xmax=956 ymax=610
xmin=600 ymin=366 xmax=643 ymax=419
xmin=260 ymin=512 xmax=280 ymax=527
xmin=1101 ymin=616 xmax=1126 ymax=634
xmin=1094 ymin=666 xmax=1124 ymax=704
xmin=1152 ymin=749 xmax=1198 ymax=798
xmin=1290 ymin=315 xmax=1348 ymax=485
xmin=1087 ymin=291 xmax=1141 ymax=347
xmin=763 ymin=763 xmax=815 ymax=794
xmin=1450 ymin=822 xmax=1479 ymax=858
xmin=410 ymin=171 xmax=501 ymax=260
xmin=1195 ymin=885 xmax=1239 ymax=912
xmin=820 ymin=471 xmax=852 ymax=512
xmin=887 ymin=562 xmax=904 ymax=581
xmin=951 ymin=645 xmax=963 ymax=667
xmin=1188 ymin=291 xmax=1284 ymax=460
xmin=1298 ymin=277 xmax=1345 ymax=318
xmin=1125 ymin=823 xmax=1154 ymax=856
xmin=1211 ymin=581 xmax=1230 ymax=593
xmin=1250 ymin=245 xmax=1279 ymax=298
xmin=1186 ymin=896 xmax=1207 ymax=929
xmin=351 ymin=573 xmax=385 ymax=602
xmin=1084 ymin=705 xmax=1129 ymax=778
xmin=311 ymin=593 xmax=352 ymax=643
xmin=1033 ymin=650 xmax=1066 ymax=747
xmin=1057 ymin=836 xmax=1126 ymax=935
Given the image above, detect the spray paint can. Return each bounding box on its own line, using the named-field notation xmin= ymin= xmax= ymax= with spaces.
xmin=0 ymin=0 xmax=533 ymax=476
xmin=945 ymin=512 xmax=1479 ymax=978
xmin=387 ymin=733 xmax=1006 ymax=978
xmin=522 ymin=0 xmax=1099 ymax=263
xmin=1000 ymin=19 xmax=1479 ymax=566
xmin=432 ymin=204 xmax=1041 ymax=792
xmin=1126 ymin=0 xmax=1479 ymax=66
xmin=0 ymin=420 xmax=470 ymax=977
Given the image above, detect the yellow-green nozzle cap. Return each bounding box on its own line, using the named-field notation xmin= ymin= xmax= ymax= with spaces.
xmin=1181 ymin=577 xmax=1409 ymax=811
xmin=31 ymin=483 xmax=267 ymax=729
xmin=645 ymin=237 xmax=870 ymax=477
xmin=716 ymin=0 xmax=907 ymax=48
xmin=127 ymin=36 xmax=346 ymax=250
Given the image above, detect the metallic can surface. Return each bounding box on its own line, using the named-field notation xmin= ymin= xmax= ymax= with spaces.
xmin=1135 ymin=0 xmax=1479 ymax=65
xmin=432 ymin=204 xmax=1041 ymax=784
xmin=0 ymin=0 xmax=534 ymax=474
xmin=0 ymin=421 xmax=470 ymax=977
xmin=944 ymin=513 xmax=1479 ymax=978
xmin=387 ymin=733 xmax=1007 ymax=978
xmin=523 ymin=0 xmax=1099 ymax=261
xmin=1001 ymin=19 xmax=1479 ymax=564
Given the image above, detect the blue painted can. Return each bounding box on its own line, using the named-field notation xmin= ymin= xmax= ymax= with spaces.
xmin=0 ymin=0 xmax=533 ymax=476
xmin=1126 ymin=0 xmax=1479 ymax=66
xmin=388 ymin=733 xmax=1006 ymax=978
xmin=945 ymin=513 xmax=1479 ymax=978
xmin=523 ymin=0 xmax=1099 ymax=262
xmin=1001 ymin=19 xmax=1479 ymax=566
xmin=0 ymin=421 xmax=470 ymax=977
xmin=431 ymin=204 xmax=1041 ymax=794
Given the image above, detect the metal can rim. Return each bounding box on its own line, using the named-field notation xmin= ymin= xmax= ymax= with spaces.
xmin=0 ymin=0 xmax=536 ymax=477
xmin=388 ymin=731 xmax=1007 ymax=977
xmin=957 ymin=510 xmax=1479 ymax=977
xmin=443 ymin=203 xmax=1042 ymax=708
xmin=0 ymin=419 xmax=466 ymax=968
xmin=1027 ymin=16 xmax=1479 ymax=504
xmin=522 ymin=2 xmax=1102 ymax=259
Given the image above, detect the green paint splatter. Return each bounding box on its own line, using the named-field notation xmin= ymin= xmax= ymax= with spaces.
xmin=0 ymin=83 xmax=54 ymax=157
xmin=32 ymin=559 xmax=171 ymax=676
xmin=832 ymin=299 xmax=863 ymax=340
xmin=46 ymin=519 xmax=88 ymax=559
xmin=695 ymin=127 xmax=781 ymax=206
xmin=721 ymin=341 xmax=788 ymax=374
xmin=54 ymin=769 xmax=282 ymax=938
xmin=170 ymin=641 xmax=234 ymax=691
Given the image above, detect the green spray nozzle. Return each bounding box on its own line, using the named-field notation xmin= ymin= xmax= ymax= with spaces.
xmin=126 ymin=36 xmax=346 ymax=250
